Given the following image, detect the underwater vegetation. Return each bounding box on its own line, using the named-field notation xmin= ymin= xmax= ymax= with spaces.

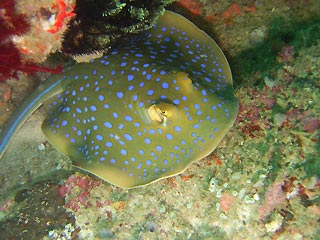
xmin=62 ymin=0 xmax=176 ymax=55
xmin=0 ymin=0 xmax=62 ymax=81
xmin=0 ymin=0 xmax=63 ymax=81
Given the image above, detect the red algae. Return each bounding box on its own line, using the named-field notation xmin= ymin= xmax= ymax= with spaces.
xmin=0 ymin=0 xmax=63 ymax=81
xmin=258 ymin=182 xmax=287 ymax=220
xmin=177 ymin=0 xmax=203 ymax=16
xmin=302 ymin=117 xmax=319 ymax=133
xmin=59 ymin=174 xmax=101 ymax=212
xmin=47 ymin=0 xmax=75 ymax=34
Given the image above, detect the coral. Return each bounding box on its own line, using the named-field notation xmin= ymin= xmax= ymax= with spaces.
xmin=59 ymin=174 xmax=101 ymax=212
xmin=0 ymin=0 xmax=63 ymax=81
xmin=47 ymin=0 xmax=75 ymax=34
xmin=62 ymin=0 xmax=176 ymax=55
xmin=258 ymin=182 xmax=287 ymax=220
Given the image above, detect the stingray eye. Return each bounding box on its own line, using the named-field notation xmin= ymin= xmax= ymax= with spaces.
xmin=147 ymin=104 xmax=170 ymax=125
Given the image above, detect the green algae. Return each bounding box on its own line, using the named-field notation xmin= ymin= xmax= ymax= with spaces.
xmin=302 ymin=140 xmax=320 ymax=178
xmin=109 ymin=190 xmax=128 ymax=202
xmin=232 ymin=15 xmax=320 ymax=85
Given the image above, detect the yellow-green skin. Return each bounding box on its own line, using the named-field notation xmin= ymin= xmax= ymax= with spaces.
xmin=0 ymin=11 xmax=238 ymax=188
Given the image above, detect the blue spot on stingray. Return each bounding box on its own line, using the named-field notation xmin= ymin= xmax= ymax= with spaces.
xmin=138 ymin=149 xmax=144 ymax=155
xmin=120 ymin=149 xmax=127 ymax=155
xmin=147 ymin=89 xmax=154 ymax=96
xmin=146 ymin=160 xmax=152 ymax=165
xmin=96 ymin=135 xmax=103 ymax=141
xmin=61 ymin=120 xmax=67 ymax=126
xmin=174 ymin=126 xmax=182 ymax=132
xmin=98 ymin=94 xmax=104 ymax=101
xmin=117 ymin=92 xmax=123 ymax=99
xmin=149 ymin=129 xmax=155 ymax=134
xmin=110 ymin=159 xmax=116 ymax=164
xmin=146 ymin=74 xmax=152 ymax=80
xmin=166 ymin=133 xmax=173 ymax=140
xmin=160 ymin=70 xmax=166 ymax=75
xmin=113 ymin=112 xmax=119 ymax=118
xmin=124 ymin=133 xmax=133 ymax=141
xmin=161 ymin=82 xmax=169 ymax=89
xmin=144 ymin=137 xmax=151 ymax=144
xmin=127 ymin=74 xmax=134 ymax=81
xmin=132 ymin=94 xmax=138 ymax=101
xmin=105 ymin=141 xmax=112 ymax=147
xmin=201 ymin=89 xmax=207 ymax=95
xmin=164 ymin=37 xmax=170 ymax=42
xmin=90 ymin=105 xmax=97 ymax=112
xmin=124 ymin=115 xmax=133 ymax=122
xmin=134 ymin=122 xmax=140 ymax=127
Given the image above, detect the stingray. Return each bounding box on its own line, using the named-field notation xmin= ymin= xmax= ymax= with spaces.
xmin=0 ymin=11 xmax=238 ymax=188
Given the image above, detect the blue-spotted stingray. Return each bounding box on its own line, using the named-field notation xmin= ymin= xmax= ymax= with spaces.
xmin=0 ymin=11 xmax=238 ymax=188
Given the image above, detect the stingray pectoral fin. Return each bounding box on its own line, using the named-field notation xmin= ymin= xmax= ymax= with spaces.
xmin=41 ymin=122 xmax=83 ymax=160
xmin=73 ymin=162 xmax=139 ymax=188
